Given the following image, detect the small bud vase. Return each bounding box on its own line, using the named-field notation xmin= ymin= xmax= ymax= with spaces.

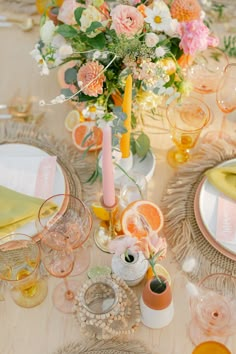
xmin=111 ymin=251 xmax=148 ymax=287
xmin=140 ymin=276 xmax=174 ymax=329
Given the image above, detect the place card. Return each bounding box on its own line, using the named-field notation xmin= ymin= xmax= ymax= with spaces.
xmin=0 ymin=155 xmax=57 ymax=199
xmin=216 ymin=195 xmax=236 ymax=243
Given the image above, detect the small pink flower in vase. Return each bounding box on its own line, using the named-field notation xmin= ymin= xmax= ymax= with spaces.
xmin=137 ymin=232 xmax=167 ymax=292
xmin=110 ymin=232 xmax=168 ymax=292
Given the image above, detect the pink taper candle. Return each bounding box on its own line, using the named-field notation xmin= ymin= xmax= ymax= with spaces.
xmin=102 ymin=125 xmax=116 ymax=207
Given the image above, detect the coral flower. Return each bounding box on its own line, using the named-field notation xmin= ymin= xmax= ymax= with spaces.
xmin=77 ymin=61 xmax=106 ymax=97
xmin=170 ymin=0 xmax=201 ymax=22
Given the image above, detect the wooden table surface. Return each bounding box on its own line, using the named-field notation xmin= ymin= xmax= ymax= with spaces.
xmin=0 ymin=16 xmax=236 ymax=354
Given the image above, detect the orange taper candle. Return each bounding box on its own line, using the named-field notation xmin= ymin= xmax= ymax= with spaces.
xmin=120 ymin=74 xmax=132 ymax=158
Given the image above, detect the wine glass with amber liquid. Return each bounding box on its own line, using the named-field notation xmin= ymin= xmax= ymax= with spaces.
xmin=0 ymin=233 xmax=48 ymax=308
xmin=166 ymin=97 xmax=210 ymax=168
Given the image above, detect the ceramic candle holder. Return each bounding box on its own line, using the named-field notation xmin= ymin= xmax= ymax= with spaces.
xmin=94 ymin=196 xmax=119 ymax=253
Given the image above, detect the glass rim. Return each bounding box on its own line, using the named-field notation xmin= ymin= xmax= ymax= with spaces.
xmin=0 ymin=232 xmax=40 ymax=282
xmin=166 ymin=97 xmax=210 ymax=132
xmin=37 ymin=193 xmax=93 ymax=248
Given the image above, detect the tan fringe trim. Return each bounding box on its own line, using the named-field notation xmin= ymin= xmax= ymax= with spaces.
xmin=161 ymin=140 xmax=236 ymax=282
xmin=53 ymin=339 xmax=152 ymax=354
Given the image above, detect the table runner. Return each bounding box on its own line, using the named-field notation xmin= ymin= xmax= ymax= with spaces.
xmin=161 ymin=140 xmax=236 ymax=282
xmin=0 ymin=121 xmax=96 ymax=201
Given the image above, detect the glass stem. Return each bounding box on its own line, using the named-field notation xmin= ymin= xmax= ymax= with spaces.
xmin=63 ymin=277 xmax=74 ymax=301
xmin=219 ymin=114 xmax=227 ymax=138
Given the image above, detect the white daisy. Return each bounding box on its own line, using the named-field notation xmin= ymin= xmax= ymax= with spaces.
xmin=145 ymin=0 xmax=172 ymax=33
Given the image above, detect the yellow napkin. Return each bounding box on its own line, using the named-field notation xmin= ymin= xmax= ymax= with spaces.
xmin=0 ymin=185 xmax=58 ymax=236
xmin=205 ymin=165 xmax=236 ymax=201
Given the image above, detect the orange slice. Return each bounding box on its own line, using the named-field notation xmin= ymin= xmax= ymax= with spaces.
xmin=72 ymin=122 xmax=103 ymax=152
xmin=121 ymin=200 xmax=164 ymax=239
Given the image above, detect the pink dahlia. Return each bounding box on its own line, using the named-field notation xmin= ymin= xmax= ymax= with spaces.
xmin=179 ymin=19 xmax=219 ymax=56
xmin=77 ymin=61 xmax=106 ymax=97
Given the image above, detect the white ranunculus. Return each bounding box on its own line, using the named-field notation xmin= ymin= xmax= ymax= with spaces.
xmin=145 ymin=33 xmax=159 ymax=48
xmin=80 ymin=5 xmax=102 ymax=33
xmin=51 ymin=34 xmax=66 ymax=48
xmin=40 ymin=20 xmax=56 ymax=45
xmin=58 ymin=44 xmax=73 ymax=58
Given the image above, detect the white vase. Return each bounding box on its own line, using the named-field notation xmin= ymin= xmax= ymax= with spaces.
xmin=111 ymin=251 xmax=148 ymax=287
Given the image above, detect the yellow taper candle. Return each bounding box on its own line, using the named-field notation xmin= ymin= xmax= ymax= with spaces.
xmin=120 ymin=74 xmax=132 ymax=158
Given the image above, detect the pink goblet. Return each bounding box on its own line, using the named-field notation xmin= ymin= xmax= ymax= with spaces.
xmin=189 ymin=273 xmax=236 ymax=345
xmin=36 ymin=194 xmax=92 ymax=276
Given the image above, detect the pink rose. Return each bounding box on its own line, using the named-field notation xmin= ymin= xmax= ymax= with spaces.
xmin=58 ymin=0 xmax=82 ymax=25
xmin=178 ymin=19 xmax=219 ymax=56
xmin=77 ymin=61 xmax=106 ymax=97
xmin=110 ymin=5 xmax=144 ymax=37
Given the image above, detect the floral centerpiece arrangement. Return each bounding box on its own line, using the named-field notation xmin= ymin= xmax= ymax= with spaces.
xmin=31 ymin=0 xmax=219 ymax=159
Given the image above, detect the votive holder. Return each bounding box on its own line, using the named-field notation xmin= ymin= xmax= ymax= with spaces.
xmin=94 ymin=196 xmax=119 ymax=253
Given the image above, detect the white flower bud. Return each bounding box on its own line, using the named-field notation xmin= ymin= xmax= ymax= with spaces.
xmin=145 ymin=33 xmax=159 ymax=48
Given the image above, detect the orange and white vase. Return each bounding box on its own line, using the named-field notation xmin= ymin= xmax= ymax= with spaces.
xmin=140 ymin=277 xmax=174 ymax=329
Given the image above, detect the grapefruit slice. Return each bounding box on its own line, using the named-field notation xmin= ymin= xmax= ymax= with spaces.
xmin=121 ymin=200 xmax=164 ymax=239
xmin=72 ymin=122 xmax=103 ymax=152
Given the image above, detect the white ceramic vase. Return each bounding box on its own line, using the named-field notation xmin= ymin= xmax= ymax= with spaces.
xmin=111 ymin=251 xmax=148 ymax=287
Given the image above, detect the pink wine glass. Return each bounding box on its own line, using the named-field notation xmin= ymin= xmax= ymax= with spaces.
xmin=189 ymin=273 xmax=236 ymax=345
xmin=40 ymin=230 xmax=77 ymax=313
xmin=203 ymin=63 xmax=236 ymax=144
xmin=36 ymin=194 xmax=92 ymax=276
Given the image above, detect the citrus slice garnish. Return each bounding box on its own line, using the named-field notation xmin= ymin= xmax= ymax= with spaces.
xmin=121 ymin=200 xmax=164 ymax=239
xmin=87 ymin=266 xmax=111 ymax=279
xmin=146 ymin=264 xmax=171 ymax=286
xmin=91 ymin=202 xmax=110 ymax=221
xmin=64 ymin=110 xmax=81 ymax=132
xmin=72 ymin=122 xmax=103 ymax=151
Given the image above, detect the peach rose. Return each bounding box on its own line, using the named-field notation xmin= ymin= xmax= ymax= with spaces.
xmin=77 ymin=61 xmax=106 ymax=97
xmin=110 ymin=5 xmax=144 ymax=37
xmin=58 ymin=0 xmax=82 ymax=25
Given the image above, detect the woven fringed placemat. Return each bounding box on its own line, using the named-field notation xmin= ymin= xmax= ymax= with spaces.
xmin=0 ymin=121 xmax=97 ymax=200
xmin=161 ymin=140 xmax=236 ymax=283
xmin=53 ymin=339 xmax=152 ymax=354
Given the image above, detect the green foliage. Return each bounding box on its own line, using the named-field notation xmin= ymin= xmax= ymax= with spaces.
xmin=57 ymin=24 xmax=78 ymax=38
xmin=222 ymin=35 xmax=236 ymax=57
xmin=131 ymin=132 xmax=150 ymax=158
xmin=64 ymin=67 xmax=77 ymax=84
xmin=74 ymin=7 xmax=85 ymax=25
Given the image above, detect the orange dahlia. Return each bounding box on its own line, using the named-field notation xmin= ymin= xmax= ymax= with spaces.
xmin=77 ymin=61 xmax=106 ymax=97
xmin=170 ymin=0 xmax=201 ymax=22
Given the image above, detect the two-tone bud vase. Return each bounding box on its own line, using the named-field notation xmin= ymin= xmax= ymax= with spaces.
xmin=111 ymin=251 xmax=148 ymax=287
xmin=140 ymin=276 xmax=174 ymax=329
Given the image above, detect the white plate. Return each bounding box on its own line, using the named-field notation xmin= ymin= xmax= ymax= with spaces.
xmin=0 ymin=143 xmax=67 ymax=238
xmin=198 ymin=158 xmax=236 ymax=256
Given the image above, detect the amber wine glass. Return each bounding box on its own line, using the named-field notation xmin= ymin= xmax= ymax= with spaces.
xmin=166 ymin=97 xmax=210 ymax=168
xmin=0 ymin=233 xmax=48 ymax=308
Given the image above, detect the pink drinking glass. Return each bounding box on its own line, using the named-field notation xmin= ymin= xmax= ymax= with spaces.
xmin=189 ymin=273 xmax=236 ymax=346
xmin=36 ymin=194 xmax=92 ymax=276
xmin=40 ymin=230 xmax=77 ymax=313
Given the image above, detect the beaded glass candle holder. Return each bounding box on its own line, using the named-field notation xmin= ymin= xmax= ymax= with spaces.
xmin=74 ymin=274 xmax=140 ymax=340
